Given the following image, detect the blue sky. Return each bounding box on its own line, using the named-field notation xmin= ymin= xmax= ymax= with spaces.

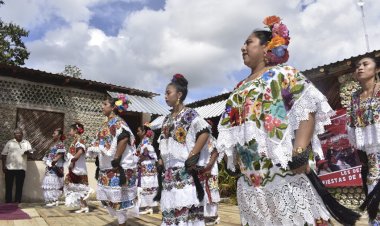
xmin=1 ymin=0 xmax=379 ymax=105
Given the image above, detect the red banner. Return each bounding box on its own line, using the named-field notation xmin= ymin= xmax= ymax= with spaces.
xmin=318 ymin=166 xmax=362 ymax=187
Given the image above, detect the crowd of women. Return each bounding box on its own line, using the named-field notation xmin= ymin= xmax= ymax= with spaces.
xmin=38 ymin=15 xmax=380 ymax=226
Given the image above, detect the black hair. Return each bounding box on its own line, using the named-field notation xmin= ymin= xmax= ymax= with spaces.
xmin=138 ymin=125 xmax=150 ymax=135
xmin=356 ymin=56 xmax=380 ymax=81
xmin=70 ymin=122 xmax=84 ymax=134
xmin=105 ymin=96 xmax=122 ymax=115
xmin=252 ymin=29 xmax=272 ymax=45
xmin=55 ymin=128 xmax=65 ymax=141
xmin=168 ymin=74 xmax=188 ymax=102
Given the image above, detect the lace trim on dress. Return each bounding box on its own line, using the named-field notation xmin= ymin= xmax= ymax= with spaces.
xmin=237 ymin=174 xmax=330 ymax=226
xmin=217 ymin=85 xmax=334 ymax=168
xmin=347 ymin=123 xmax=380 ymax=150
xmin=42 ymin=174 xmax=64 ymax=189
xmin=159 ymin=138 xmax=188 ymax=165
xmin=96 ymin=185 xmax=137 ymax=203
xmin=160 ymin=184 xmax=204 ymax=211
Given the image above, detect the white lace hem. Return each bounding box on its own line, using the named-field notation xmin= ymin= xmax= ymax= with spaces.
xmin=96 ymin=185 xmax=137 ymax=203
xmin=204 ymin=190 xmax=220 ymax=204
xmin=140 ymin=176 xmax=158 ymax=188
xmin=204 ymin=203 xmax=218 ymax=217
xmin=41 ymin=174 xmax=64 ymax=190
xmin=217 ymin=85 xmax=334 ymax=169
xmin=161 ymin=220 xmax=205 ymax=226
xmin=64 ymin=183 xmax=90 ymax=207
xmin=139 ymin=193 xmax=158 ymax=208
xmin=347 ymin=123 xmax=380 ymax=150
xmin=237 ymin=174 xmax=330 ymax=226
xmin=43 ymin=190 xmax=62 ymax=202
xmin=161 ymin=184 xmax=203 ymax=211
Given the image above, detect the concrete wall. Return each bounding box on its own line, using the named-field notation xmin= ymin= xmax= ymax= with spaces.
xmin=0 ymin=160 xmax=98 ymax=203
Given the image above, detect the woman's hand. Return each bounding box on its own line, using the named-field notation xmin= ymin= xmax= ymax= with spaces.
xmin=292 ymin=164 xmax=311 ymax=174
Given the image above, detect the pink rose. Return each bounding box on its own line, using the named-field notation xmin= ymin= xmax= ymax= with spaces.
xmin=272 ymin=23 xmax=289 ymax=38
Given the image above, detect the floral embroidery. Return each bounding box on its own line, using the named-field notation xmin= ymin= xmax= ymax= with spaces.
xmin=69 ymin=137 xmax=86 ymax=155
xmin=175 ymin=127 xmax=187 ymax=143
xmin=162 ymin=205 xmax=204 ymax=225
xmin=348 ymin=90 xmax=380 ymax=128
xmin=163 ymin=167 xmax=193 ymax=191
xmin=92 ymin=116 xmax=129 ymax=151
xmin=98 ymin=169 xmax=137 ymax=188
xmin=220 ymin=65 xmax=304 ymax=141
xmin=160 ymin=108 xmax=199 ymax=144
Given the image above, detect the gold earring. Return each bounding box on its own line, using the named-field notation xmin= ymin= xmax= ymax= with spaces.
xmin=176 ymin=98 xmax=180 ymax=106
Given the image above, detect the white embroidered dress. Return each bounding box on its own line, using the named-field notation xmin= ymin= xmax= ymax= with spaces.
xmin=137 ymin=136 xmax=159 ymax=208
xmin=87 ymin=116 xmax=138 ymax=218
xmin=159 ymin=108 xmax=211 ymax=226
xmin=217 ymin=65 xmax=335 ymax=226
xmin=41 ymin=141 xmax=66 ymax=203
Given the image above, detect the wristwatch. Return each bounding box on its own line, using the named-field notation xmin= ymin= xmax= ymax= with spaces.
xmin=293 ymin=147 xmax=304 ymax=155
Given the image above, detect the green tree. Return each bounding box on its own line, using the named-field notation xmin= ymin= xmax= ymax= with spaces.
xmin=61 ymin=65 xmax=83 ymax=78
xmin=0 ymin=1 xmax=30 ymax=65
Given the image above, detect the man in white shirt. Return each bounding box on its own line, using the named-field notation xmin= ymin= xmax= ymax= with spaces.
xmin=1 ymin=128 xmax=32 ymax=203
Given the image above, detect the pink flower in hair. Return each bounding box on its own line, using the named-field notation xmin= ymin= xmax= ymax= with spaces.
xmin=146 ymin=130 xmax=154 ymax=138
xmin=272 ymin=23 xmax=289 ymax=38
xmin=173 ymin=74 xmax=184 ymax=80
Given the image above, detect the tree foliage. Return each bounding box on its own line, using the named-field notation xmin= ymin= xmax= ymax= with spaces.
xmin=61 ymin=65 xmax=83 ymax=78
xmin=0 ymin=1 xmax=30 ymax=65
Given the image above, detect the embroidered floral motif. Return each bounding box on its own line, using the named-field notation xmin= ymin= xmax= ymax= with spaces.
xmin=175 ymin=127 xmax=187 ymax=143
xmin=220 ymin=65 xmax=306 ymax=141
xmin=163 ymin=167 xmax=193 ymax=191
xmin=162 ymin=205 xmax=204 ymax=225
xmin=140 ymin=163 xmax=157 ymax=176
xmin=348 ymin=90 xmax=380 ymax=128
xmin=98 ymin=169 xmax=137 ymax=188
xmin=160 ymin=108 xmax=199 ymax=143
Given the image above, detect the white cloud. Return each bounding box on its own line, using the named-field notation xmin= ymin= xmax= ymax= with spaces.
xmin=1 ymin=0 xmax=380 ymax=101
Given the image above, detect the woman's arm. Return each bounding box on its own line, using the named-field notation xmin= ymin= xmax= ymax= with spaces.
xmin=188 ymin=132 xmax=209 ymax=158
xmin=114 ymin=137 xmax=128 ymax=160
xmin=291 ymin=112 xmax=316 ymax=174
xmin=51 ymin=153 xmax=64 ymax=166
xmin=71 ymin=148 xmax=84 ymax=162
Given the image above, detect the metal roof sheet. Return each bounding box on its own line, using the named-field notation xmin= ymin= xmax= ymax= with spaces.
xmin=108 ymin=92 xmax=170 ymax=115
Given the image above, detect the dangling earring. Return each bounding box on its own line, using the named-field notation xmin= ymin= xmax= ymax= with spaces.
xmin=176 ymin=98 xmax=180 ymax=106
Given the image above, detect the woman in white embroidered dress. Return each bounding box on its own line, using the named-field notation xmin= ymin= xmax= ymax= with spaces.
xmin=88 ymin=95 xmax=138 ymax=226
xmin=64 ymin=122 xmax=91 ymax=213
xmin=41 ymin=128 xmax=66 ymax=207
xmin=157 ymin=74 xmax=211 ymax=226
xmin=197 ymin=121 xmax=220 ymax=226
xmin=136 ymin=124 xmax=158 ymax=214
xmin=347 ymin=56 xmax=380 ymax=224
xmin=216 ymin=16 xmax=359 ymax=226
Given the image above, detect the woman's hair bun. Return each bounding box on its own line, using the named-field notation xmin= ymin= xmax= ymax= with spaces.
xmin=171 ymin=74 xmax=188 ymax=87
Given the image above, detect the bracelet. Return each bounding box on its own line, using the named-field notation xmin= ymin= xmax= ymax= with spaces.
xmin=288 ymin=146 xmax=311 ymax=170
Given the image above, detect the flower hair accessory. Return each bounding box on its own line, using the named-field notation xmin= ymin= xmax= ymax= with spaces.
xmin=145 ymin=129 xmax=154 ymax=138
xmin=76 ymin=124 xmax=84 ymax=134
xmin=171 ymin=73 xmax=184 ymax=82
xmin=115 ymin=93 xmax=131 ymax=116
xmin=263 ymin=15 xmax=290 ymax=66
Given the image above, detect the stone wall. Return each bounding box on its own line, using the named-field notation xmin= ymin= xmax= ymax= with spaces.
xmin=0 ymin=76 xmax=107 ymax=153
